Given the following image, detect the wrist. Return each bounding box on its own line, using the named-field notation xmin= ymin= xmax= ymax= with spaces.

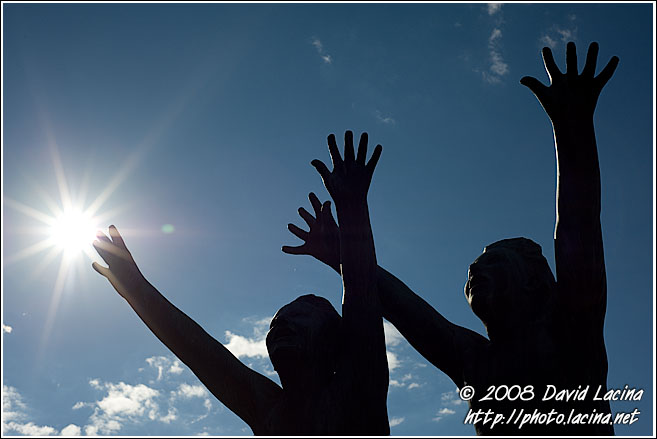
xmin=336 ymin=203 xmax=370 ymax=228
xmin=334 ymin=195 xmax=368 ymax=213
xmin=122 ymin=272 xmax=151 ymax=303
xmin=552 ymin=115 xmax=595 ymax=134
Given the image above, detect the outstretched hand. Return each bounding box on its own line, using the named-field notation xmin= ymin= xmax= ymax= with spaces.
xmin=282 ymin=192 xmax=340 ymax=272
xmin=92 ymin=225 xmax=145 ymax=300
xmin=520 ymin=41 xmax=619 ymax=125
xmin=311 ymin=131 xmax=382 ymax=208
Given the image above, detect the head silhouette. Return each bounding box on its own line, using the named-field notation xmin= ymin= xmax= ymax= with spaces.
xmin=464 ymin=238 xmax=556 ymax=340
xmin=266 ymin=294 xmax=342 ymax=385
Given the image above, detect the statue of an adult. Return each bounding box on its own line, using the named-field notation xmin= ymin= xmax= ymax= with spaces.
xmin=91 ymin=132 xmax=390 ymax=435
xmin=284 ymin=42 xmax=618 ymax=435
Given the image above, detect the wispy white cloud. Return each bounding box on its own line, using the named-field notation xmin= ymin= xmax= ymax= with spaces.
xmin=72 ymin=355 xmax=222 ymax=434
xmin=431 ymin=389 xmax=467 ymax=422
xmin=487 ymin=3 xmax=502 ymax=15
xmin=556 ymin=27 xmax=573 ymax=42
xmin=60 ymin=424 xmax=82 ymax=436
xmin=174 ymin=383 xmax=208 ymax=399
xmin=4 ymin=421 xmax=58 ymax=436
xmin=389 ymin=416 xmax=405 ymax=427
xmin=386 ymin=350 xmax=400 ymax=372
xmin=2 ymin=385 xmax=62 ymax=436
xmin=224 ymin=330 xmax=268 ymax=359
xmin=2 ymin=385 xmax=26 ymax=422
xmin=83 ymin=380 xmax=162 ymax=435
xmin=540 ymin=17 xmax=578 ymax=49
xmin=540 ymin=34 xmax=557 ymax=49
xmin=375 ymin=110 xmax=396 ymax=125
xmin=389 ymin=378 xmax=404 ymax=387
xmin=224 ymin=316 xmax=271 ymax=359
xmin=390 ymin=371 xmax=418 ymax=389
xmin=145 ymin=356 xmax=185 ymax=381
xmin=2 ymin=324 xmax=12 ymax=333
xmin=489 ymin=28 xmax=503 ymax=45
xmin=80 ymin=359 xmax=217 ymax=435
xmin=483 ymin=27 xmax=509 ymax=84
xmin=474 ymin=3 xmax=509 ymax=85
xmin=311 ymin=37 xmax=333 ymax=64
xmin=441 ymin=389 xmax=466 ymax=406
xmin=170 ymin=383 xmax=212 ymax=423
xmin=432 ymin=407 xmax=457 ymax=422
xmin=159 ymin=409 xmax=177 ymax=424
xmin=383 ymin=321 xmax=403 ymax=346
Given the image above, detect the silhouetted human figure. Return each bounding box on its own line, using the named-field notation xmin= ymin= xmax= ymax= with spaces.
xmin=91 ymin=132 xmax=389 ymax=435
xmin=283 ymin=42 xmax=618 ymax=435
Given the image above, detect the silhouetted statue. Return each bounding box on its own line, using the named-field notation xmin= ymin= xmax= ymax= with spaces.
xmin=284 ymin=42 xmax=618 ymax=435
xmin=92 ymin=132 xmax=389 ymax=435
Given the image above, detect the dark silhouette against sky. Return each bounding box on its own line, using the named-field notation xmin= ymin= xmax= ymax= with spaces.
xmin=92 ymin=133 xmax=389 ymax=435
xmin=285 ymin=42 xmax=618 ymax=435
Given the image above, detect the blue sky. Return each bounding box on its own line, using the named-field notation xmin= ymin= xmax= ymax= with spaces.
xmin=1 ymin=2 xmax=654 ymax=436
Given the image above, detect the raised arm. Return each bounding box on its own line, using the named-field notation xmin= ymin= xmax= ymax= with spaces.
xmin=520 ymin=42 xmax=618 ymax=314
xmin=92 ymin=226 xmax=281 ymax=432
xmin=286 ymin=152 xmax=485 ymax=388
xmin=311 ymin=131 xmax=389 ymax=434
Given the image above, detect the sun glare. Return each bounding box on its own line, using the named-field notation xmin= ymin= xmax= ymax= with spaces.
xmin=49 ymin=209 xmax=99 ymax=256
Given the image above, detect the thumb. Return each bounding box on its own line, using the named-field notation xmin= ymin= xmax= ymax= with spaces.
xmin=520 ymin=76 xmax=547 ymax=99
xmin=92 ymin=261 xmax=110 ymax=278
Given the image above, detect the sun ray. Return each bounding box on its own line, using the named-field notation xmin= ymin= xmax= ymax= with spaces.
xmin=5 ymin=237 xmax=57 ymax=265
xmin=4 ymin=197 xmax=57 ymax=226
xmin=24 ymin=174 xmax=64 ymax=219
xmin=82 ymin=245 xmax=99 ymax=262
xmin=29 ymin=245 xmax=64 ymax=281
xmin=11 ymin=45 xmax=213 ymax=361
xmin=84 ymin=151 xmax=141 ymax=218
xmin=77 ymin=159 xmax=94 ymax=210
xmin=88 ymin=203 xmax=131 ymax=226
xmin=9 ymin=224 xmax=51 ymax=237
xmin=47 ymin=137 xmax=74 ymax=213
xmin=38 ymin=254 xmax=71 ymax=359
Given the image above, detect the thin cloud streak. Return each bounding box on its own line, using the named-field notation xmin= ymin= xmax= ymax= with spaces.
xmin=487 ymin=3 xmax=502 ymax=16
xmin=483 ymin=27 xmax=509 ymax=83
xmin=311 ymin=37 xmax=333 ymax=64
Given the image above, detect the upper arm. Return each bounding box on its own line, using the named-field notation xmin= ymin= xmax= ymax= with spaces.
xmin=127 ymin=284 xmax=283 ymax=430
xmin=183 ymin=334 xmax=283 ymax=431
xmin=376 ymin=266 xmax=487 ymax=387
xmin=554 ymin=217 xmax=607 ymax=315
xmin=337 ymin=293 xmax=390 ymax=435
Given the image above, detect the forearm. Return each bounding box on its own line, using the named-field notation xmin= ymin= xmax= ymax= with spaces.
xmin=553 ymin=119 xmax=602 ymax=227
xmin=337 ymin=202 xmax=377 ymax=302
xmin=376 ymin=267 xmax=472 ymax=386
xmin=123 ymin=279 xmax=218 ymax=367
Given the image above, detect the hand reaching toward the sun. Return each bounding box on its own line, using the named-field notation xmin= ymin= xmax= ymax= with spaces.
xmin=282 ymin=192 xmax=341 ymax=273
xmin=92 ymin=225 xmax=146 ymax=301
xmin=311 ymin=131 xmax=382 ymax=209
xmin=520 ymin=41 xmax=618 ymax=126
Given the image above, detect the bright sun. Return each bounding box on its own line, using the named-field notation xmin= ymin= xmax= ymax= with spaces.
xmin=49 ymin=208 xmax=99 ymax=255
